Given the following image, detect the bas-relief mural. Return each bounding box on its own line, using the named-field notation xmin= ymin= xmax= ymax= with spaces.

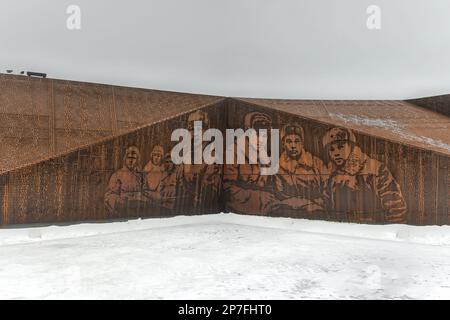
xmin=103 ymin=108 xmax=407 ymax=224
xmin=223 ymin=110 xmax=407 ymax=223
xmin=323 ymin=128 xmax=407 ymax=223
xmin=0 ymin=74 xmax=446 ymax=226
xmin=104 ymin=110 xmax=222 ymax=217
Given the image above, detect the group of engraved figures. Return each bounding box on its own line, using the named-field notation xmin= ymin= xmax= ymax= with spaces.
xmin=105 ymin=110 xmax=408 ymax=223
xmin=104 ymin=110 xmax=221 ymax=216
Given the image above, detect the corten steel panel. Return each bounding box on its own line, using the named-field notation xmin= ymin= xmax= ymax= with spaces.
xmin=0 ymin=74 xmax=223 ymax=173
xmin=436 ymin=156 xmax=449 ymax=225
xmin=0 ymin=102 xmax=226 ymax=226
xmin=1 ymin=73 xmax=449 ymax=226
xmin=0 ymin=75 xmax=51 ymax=173
xmin=238 ymin=98 xmax=450 ymax=157
xmin=113 ymin=86 xmax=221 ymax=133
xmin=53 ymin=80 xmax=115 ymax=153
xmin=223 ymin=100 xmax=450 ymax=225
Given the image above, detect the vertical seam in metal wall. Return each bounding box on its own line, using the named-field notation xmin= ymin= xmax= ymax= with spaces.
xmin=49 ymin=80 xmax=56 ymax=154
xmin=110 ymin=86 xmax=118 ymax=134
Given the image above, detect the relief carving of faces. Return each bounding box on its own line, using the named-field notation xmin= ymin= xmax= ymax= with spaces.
xmin=283 ymin=134 xmax=303 ymax=159
xmin=245 ymin=112 xmax=272 ymax=153
xmin=187 ymin=110 xmax=209 ymax=133
xmin=163 ymin=154 xmax=175 ymax=172
xmin=151 ymin=151 xmax=163 ymax=166
xmin=124 ymin=147 xmax=140 ymax=171
xmin=329 ymin=141 xmax=352 ymax=166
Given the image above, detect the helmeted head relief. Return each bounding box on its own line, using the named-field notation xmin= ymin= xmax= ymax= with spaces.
xmin=163 ymin=153 xmax=175 ymax=172
xmin=124 ymin=146 xmax=141 ymax=171
xmin=281 ymin=123 xmax=304 ymax=142
xmin=244 ymin=112 xmax=272 ymax=130
xmin=322 ymin=128 xmax=356 ymax=148
xmin=151 ymin=145 xmax=164 ymax=155
xmin=323 ymin=128 xmax=356 ymax=167
xmin=150 ymin=145 xmax=164 ymax=166
xmin=281 ymin=124 xmax=305 ymax=158
xmin=187 ymin=110 xmax=209 ymax=130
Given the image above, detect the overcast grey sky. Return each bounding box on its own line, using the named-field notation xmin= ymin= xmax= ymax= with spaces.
xmin=1 ymin=0 xmax=449 ymax=99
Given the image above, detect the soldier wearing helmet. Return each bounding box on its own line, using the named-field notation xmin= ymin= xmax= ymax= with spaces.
xmin=145 ymin=145 xmax=164 ymax=171
xmin=244 ymin=112 xmax=271 ymax=130
xmin=223 ymin=111 xmax=277 ymax=215
xmin=179 ymin=110 xmax=222 ymax=212
xmin=323 ymin=127 xmax=407 ymax=223
xmin=243 ymin=112 xmax=272 ymax=158
xmin=143 ymin=145 xmax=165 ymax=193
xmin=104 ymin=146 xmax=147 ymax=216
xmin=187 ymin=110 xmax=209 ymax=134
xmin=270 ymin=123 xmax=328 ymax=217
xmin=156 ymin=153 xmax=184 ymax=211
xmin=322 ymin=128 xmax=357 ymax=168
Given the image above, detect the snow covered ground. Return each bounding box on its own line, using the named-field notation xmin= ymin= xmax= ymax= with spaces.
xmin=0 ymin=213 xmax=449 ymax=299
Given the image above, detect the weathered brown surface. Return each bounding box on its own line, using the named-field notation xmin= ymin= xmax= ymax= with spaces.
xmin=238 ymin=98 xmax=450 ymax=156
xmin=0 ymin=74 xmax=224 ymax=173
xmin=0 ymin=74 xmax=449 ymax=226
xmin=225 ymin=100 xmax=450 ymax=225
xmin=0 ymin=102 xmax=226 ymax=225
xmin=407 ymin=94 xmax=450 ymax=118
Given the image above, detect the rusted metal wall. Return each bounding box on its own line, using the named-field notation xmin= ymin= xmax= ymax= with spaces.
xmin=238 ymin=97 xmax=450 ymax=156
xmin=0 ymin=74 xmax=223 ymax=173
xmin=407 ymin=95 xmax=450 ymax=118
xmin=0 ymin=102 xmax=226 ymax=225
xmin=224 ymin=100 xmax=450 ymax=225
xmin=0 ymin=98 xmax=449 ymax=226
xmin=1 ymin=74 xmax=449 ymax=226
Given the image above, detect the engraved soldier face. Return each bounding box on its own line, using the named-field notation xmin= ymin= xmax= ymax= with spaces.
xmin=187 ymin=119 xmax=196 ymax=133
xmin=253 ymin=119 xmax=271 ymax=152
xmin=329 ymin=141 xmax=352 ymax=166
xmin=151 ymin=151 xmax=163 ymax=166
xmin=163 ymin=154 xmax=175 ymax=172
xmin=283 ymin=134 xmax=303 ymax=159
xmin=125 ymin=148 xmax=140 ymax=170
xmin=242 ymin=112 xmax=272 ymax=155
xmin=187 ymin=111 xmax=209 ymax=133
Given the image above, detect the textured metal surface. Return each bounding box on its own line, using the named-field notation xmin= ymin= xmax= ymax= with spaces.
xmin=0 ymin=74 xmax=223 ymax=173
xmin=407 ymin=94 xmax=450 ymax=118
xmin=238 ymin=98 xmax=450 ymax=156
xmin=0 ymin=74 xmax=449 ymax=226
xmin=0 ymin=103 xmax=226 ymax=225
xmin=225 ymin=100 xmax=450 ymax=225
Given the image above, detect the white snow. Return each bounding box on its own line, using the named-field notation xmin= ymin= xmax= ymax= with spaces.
xmin=0 ymin=213 xmax=449 ymax=299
